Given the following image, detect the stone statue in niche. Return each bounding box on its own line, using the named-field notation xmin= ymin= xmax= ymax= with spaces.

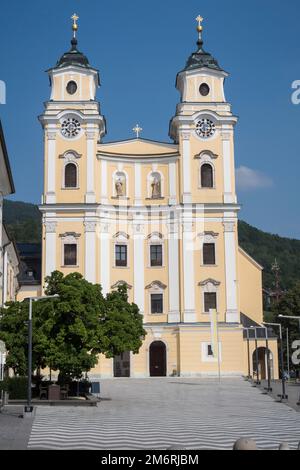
xmin=151 ymin=175 xmax=161 ymax=198
xmin=115 ymin=177 xmax=124 ymax=197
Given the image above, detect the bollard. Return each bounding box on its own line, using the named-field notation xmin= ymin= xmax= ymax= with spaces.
xmin=279 ymin=443 xmax=290 ymax=450
xmin=233 ymin=438 xmax=257 ymax=450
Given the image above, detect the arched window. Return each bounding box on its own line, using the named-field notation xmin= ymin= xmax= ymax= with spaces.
xmin=201 ymin=163 xmax=213 ymax=188
xmin=65 ymin=163 xmax=77 ymax=188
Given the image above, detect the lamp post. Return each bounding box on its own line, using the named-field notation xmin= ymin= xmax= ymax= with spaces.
xmin=262 ymin=326 xmax=272 ymax=392
xmin=24 ymin=295 xmax=59 ymax=414
xmin=242 ymin=328 xmax=251 ymax=379
xmin=263 ymin=322 xmax=288 ymax=401
xmin=250 ymin=327 xmax=260 ymax=385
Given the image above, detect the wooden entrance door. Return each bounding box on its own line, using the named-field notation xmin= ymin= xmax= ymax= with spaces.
xmin=149 ymin=341 xmax=166 ymax=377
xmin=113 ymin=351 xmax=130 ymax=377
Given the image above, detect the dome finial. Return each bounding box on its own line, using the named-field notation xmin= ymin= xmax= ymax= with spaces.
xmin=71 ymin=13 xmax=79 ymax=37
xmin=195 ymin=15 xmax=204 ymax=50
xmin=70 ymin=13 xmax=79 ymax=50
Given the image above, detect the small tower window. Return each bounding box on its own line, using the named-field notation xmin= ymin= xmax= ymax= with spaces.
xmin=66 ymin=81 xmax=77 ymax=95
xmin=201 ymin=164 xmax=214 ymax=188
xmin=65 ymin=163 xmax=77 ymax=188
xmin=199 ymin=83 xmax=210 ymax=97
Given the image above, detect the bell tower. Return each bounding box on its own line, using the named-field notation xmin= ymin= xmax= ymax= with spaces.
xmin=39 ymin=14 xmax=106 ymax=206
xmin=170 ymin=16 xmax=240 ymax=324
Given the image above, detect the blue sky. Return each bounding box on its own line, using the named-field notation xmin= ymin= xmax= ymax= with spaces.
xmin=0 ymin=0 xmax=299 ymax=238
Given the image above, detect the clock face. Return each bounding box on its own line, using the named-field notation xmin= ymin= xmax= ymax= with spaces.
xmin=61 ymin=118 xmax=81 ymax=138
xmin=196 ymin=119 xmax=216 ymax=138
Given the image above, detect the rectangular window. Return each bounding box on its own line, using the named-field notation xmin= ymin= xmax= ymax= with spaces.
xmin=151 ymin=293 xmax=163 ymax=314
xmin=203 ymin=243 xmax=216 ymax=265
xmin=115 ymin=244 xmax=127 ymax=267
xmin=204 ymin=292 xmax=217 ymax=313
xmin=150 ymin=244 xmax=163 ymax=266
xmin=64 ymin=244 xmax=77 ymax=266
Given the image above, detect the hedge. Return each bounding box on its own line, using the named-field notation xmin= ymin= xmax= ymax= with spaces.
xmin=0 ymin=377 xmax=27 ymax=399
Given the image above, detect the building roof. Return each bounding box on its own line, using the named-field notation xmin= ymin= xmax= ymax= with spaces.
xmin=182 ymin=31 xmax=224 ymax=73
xmin=55 ymin=37 xmax=91 ymax=70
xmin=0 ymin=120 xmax=15 ymax=195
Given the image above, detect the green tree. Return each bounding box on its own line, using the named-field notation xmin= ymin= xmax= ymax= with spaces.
xmin=0 ymin=271 xmax=146 ymax=382
xmin=273 ymin=281 xmax=300 ymax=374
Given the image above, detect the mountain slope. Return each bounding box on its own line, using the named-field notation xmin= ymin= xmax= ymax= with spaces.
xmin=3 ymin=200 xmax=300 ymax=290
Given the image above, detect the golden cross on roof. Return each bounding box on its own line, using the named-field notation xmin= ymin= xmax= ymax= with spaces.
xmin=71 ymin=13 xmax=79 ymax=36
xmin=133 ymin=124 xmax=143 ymax=138
xmin=196 ymin=15 xmax=203 ymax=32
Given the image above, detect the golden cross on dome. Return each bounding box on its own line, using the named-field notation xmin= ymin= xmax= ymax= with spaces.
xmin=133 ymin=124 xmax=143 ymax=138
xmin=196 ymin=15 xmax=203 ymax=32
xmin=71 ymin=13 xmax=79 ymax=36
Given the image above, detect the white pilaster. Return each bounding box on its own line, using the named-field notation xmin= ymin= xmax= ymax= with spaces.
xmin=168 ymin=162 xmax=177 ymax=205
xmin=101 ymin=160 xmax=108 ymax=204
xmin=182 ymin=220 xmax=196 ymax=322
xmin=2 ymin=249 xmax=8 ymax=304
xmin=85 ymin=129 xmax=96 ymax=203
xmin=182 ymin=132 xmax=192 ymax=204
xmin=45 ymin=221 xmax=57 ymax=277
xmin=167 ymin=223 xmax=180 ymax=323
xmin=84 ymin=221 xmax=97 ymax=283
xmin=46 ymin=131 xmax=56 ymax=204
xmin=223 ymin=221 xmax=239 ymax=323
xmin=100 ymin=223 xmax=110 ymax=296
xmin=134 ymin=163 xmax=142 ymax=205
xmin=221 ymin=129 xmax=235 ymax=204
xmin=133 ymin=224 xmax=145 ymax=317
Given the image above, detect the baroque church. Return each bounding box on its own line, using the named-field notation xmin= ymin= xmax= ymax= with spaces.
xmin=39 ymin=15 xmax=278 ymax=378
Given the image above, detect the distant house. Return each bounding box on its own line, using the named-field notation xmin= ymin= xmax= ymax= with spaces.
xmin=16 ymin=243 xmax=42 ymax=301
xmin=0 ymin=120 xmax=17 ymax=306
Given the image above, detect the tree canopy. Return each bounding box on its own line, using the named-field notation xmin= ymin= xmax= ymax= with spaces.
xmin=0 ymin=271 xmax=146 ymax=381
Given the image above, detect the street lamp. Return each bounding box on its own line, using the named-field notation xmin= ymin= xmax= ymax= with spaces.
xmin=278 ymin=315 xmax=300 ymax=332
xmin=24 ymin=295 xmax=59 ymax=414
xmin=262 ymin=325 xmax=272 ymax=393
xmin=263 ymin=322 xmax=288 ymax=401
xmin=242 ymin=328 xmax=252 ymax=380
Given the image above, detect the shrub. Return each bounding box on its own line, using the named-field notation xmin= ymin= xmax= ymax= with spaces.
xmin=0 ymin=377 xmax=27 ymax=399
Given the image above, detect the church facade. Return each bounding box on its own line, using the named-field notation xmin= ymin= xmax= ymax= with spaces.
xmin=39 ymin=16 xmax=278 ymax=379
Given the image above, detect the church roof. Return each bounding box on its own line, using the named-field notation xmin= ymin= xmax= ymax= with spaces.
xmin=55 ymin=37 xmax=92 ymax=70
xmin=182 ymin=16 xmax=224 ymax=73
xmin=98 ymin=138 xmax=179 ymax=159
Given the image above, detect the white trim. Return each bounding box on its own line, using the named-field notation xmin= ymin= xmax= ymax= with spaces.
xmin=101 ymin=159 xmax=108 ymax=204
xmin=183 ymin=221 xmax=196 ymax=322
xmin=46 ymin=133 xmax=56 ymax=204
xmin=168 ymin=229 xmax=180 ymax=323
xmin=100 ymin=228 xmax=110 ymax=296
xmin=45 ymin=224 xmax=57 ymax=277
xmin=133 ymin=228 xmax=145 ymax=316
xmin=134 ymin=162 xmax=142 ymax=205
xmin=85 ymin=129 xmax=96 ymax=203
xmin=84 ymin=222 xmax=96 ymax=283
xmin=222 ymin=131 xmax=234 ymax=203
xmin=168 ymin=161 xmax=177 ymax=205
xmin=223 ymin=221 xmax=239 ymax=323
xmin=182 ymin=133 xmax=191 ymax=203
